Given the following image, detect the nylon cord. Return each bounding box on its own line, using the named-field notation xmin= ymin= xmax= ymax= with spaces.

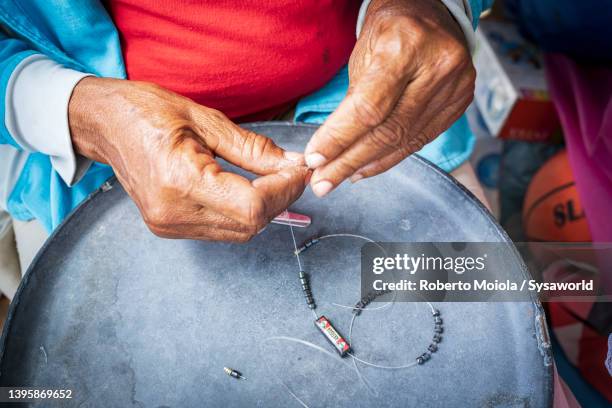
xmin=280 ymin=223 xmax=440 ymax=406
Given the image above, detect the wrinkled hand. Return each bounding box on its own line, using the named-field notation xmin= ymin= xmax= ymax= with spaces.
xmin=305 ymin=0 xmax=475 ymax=196
xmin=69 ymin=77 xmax=309 ymax=241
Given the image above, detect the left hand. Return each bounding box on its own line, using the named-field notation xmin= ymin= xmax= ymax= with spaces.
xmin=305 ymin=0 xmax=476 ymax=196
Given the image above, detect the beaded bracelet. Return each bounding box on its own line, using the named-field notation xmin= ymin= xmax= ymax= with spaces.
xmin=290 ymin=230 xmax=444 ymax=366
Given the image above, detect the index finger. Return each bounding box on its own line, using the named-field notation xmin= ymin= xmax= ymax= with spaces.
xmin=304 ymin=67 xmax=406 ymax=169
xmin=190 ymin=109 xmax=305 ymax=175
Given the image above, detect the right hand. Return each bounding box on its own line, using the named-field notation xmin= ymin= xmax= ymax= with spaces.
xmin=69 ymin=77 xmax=309 ymax=242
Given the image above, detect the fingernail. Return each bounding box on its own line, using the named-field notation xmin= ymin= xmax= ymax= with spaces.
xmin=284 ymin=151 xmax=304 ymax=163
xmin=350 ymin=173 xmax=364 ymax=183
xmin=305 ymin=153 xmax=327 ymax=169
xmin=312 ymin=180 xmax=334 ymax=197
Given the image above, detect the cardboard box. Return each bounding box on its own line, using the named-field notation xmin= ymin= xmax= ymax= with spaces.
xmin=473 ymin=20 xmax=561 ymax=142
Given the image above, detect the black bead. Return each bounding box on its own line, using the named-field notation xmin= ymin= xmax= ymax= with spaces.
xmin=433 ymin=334 xmax=442 ymax=343
xmin=434 ymin=325 xmax=443 ymax=333
xmin=417 ymin=357 xmax=424 ymax=365
xmin=434 ymin=317 xmax=443 ymax=324
xmin=308 ymin=303 xmax=316 ymax=309
xmin=432 ymin=309 xmax=440 ymax=316
xmin=422 ymin=352 xmax=431 ymax=361
xmin=428 ymin=344 xmax=438 ymax=353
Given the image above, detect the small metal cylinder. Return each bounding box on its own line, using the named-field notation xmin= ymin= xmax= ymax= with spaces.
xmin=224 ymin=367 xmax=246 ymax=380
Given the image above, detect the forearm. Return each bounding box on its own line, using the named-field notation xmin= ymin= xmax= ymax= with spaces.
xmin=357 ymin=0 xmax=478 ymax=51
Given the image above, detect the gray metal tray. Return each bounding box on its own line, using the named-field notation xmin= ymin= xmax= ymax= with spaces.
xmin=0 ymin=122 xmax=552 ymax=407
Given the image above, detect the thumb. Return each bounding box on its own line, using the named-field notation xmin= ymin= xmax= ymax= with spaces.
xmin=252 ymin=166 xmax=310 ymax=221
xmin=192 ymin=109 xmax=304 ymax=175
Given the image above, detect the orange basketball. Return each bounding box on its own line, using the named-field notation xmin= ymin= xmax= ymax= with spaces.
xmin=523 ymin=150 xmax=591 ymax=242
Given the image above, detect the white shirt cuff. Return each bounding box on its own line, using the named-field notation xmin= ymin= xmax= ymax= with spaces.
xmin=356 ymin=0 xmax=374 ymax=37
xmin=5 ymin=54 xmax=93 ymax=186
xmin=439 ymin=0 xmax=476 ymax=52
xmin=356 ymin=0 xmax=476 ymax=53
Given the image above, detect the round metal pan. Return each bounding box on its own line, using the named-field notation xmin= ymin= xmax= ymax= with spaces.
xmin=0 ymin=122 xmax=552 ymax=407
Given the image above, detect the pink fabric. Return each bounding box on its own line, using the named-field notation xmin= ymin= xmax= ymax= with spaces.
xmin=554 ymin=364 xmax=582 ymax=408
xmin=545 ymin=53 xmax=612 ymax=291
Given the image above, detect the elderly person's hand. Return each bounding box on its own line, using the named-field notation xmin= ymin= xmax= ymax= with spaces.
xmin=305 ymin=0 xmax=475 ymax=196
xmin=69 ymin=77 xmax=309 ymax=241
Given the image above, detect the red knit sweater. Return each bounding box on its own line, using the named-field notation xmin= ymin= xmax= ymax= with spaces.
xmin=108 ymin=1 xmax=360 ymax=121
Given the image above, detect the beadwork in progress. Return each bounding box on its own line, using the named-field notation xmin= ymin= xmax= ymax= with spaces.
xmin=289 ymin=225 xmax=444 ymax=365
xmin=267 ymin=223 xmax=446 ymax=406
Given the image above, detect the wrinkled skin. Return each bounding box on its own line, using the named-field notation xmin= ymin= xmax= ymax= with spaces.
xmin=69 ymin=77 xmax=309 ymax=242
xmin=306 ymin=0 xmax=476 ymax=197
xmin=68 ymin=0 xmax=477 ymax=241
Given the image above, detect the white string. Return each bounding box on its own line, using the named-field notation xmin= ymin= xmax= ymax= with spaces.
xmin=318 ymin=233 xmax=379 ymax=245
xmin=263 ymin=336 xmax=371 ymax=407
xmin=349 ymin=353 xmax=418 ymax=370
xmin=282 ymin=224 xmax=440 ymax=404
xmin=286 ymin=228 xmax=382 ymax=394
xmin=319 ymin=235 xmax=437 ymax=374
xmin=316 ymin=234 xmax=397 ymax=312
xmin=352 ymin=350 xmax=378 ymax=396
xmin=289 ymin=224 xmax=303 ymax=271
xmin=281 ymin=382 xmax=309 ymax=408
xmin=347 ymin=313 xmax=418 ymax=370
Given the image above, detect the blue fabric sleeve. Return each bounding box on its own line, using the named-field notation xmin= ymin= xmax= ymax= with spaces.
xmin=8 ymin=154 xmax=113 ymax=232
xmin=295 ymin=66 xmax=475 ymax=173
xmin=467 ymin=0 xmax=495 ymax=28
xmin=0 ymin=31 xmax=38 ymax=148
xmin=0 ymin=3 xmax=124 ymax=231
xmin=0 ymin=30 xmax=115 ymax=232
